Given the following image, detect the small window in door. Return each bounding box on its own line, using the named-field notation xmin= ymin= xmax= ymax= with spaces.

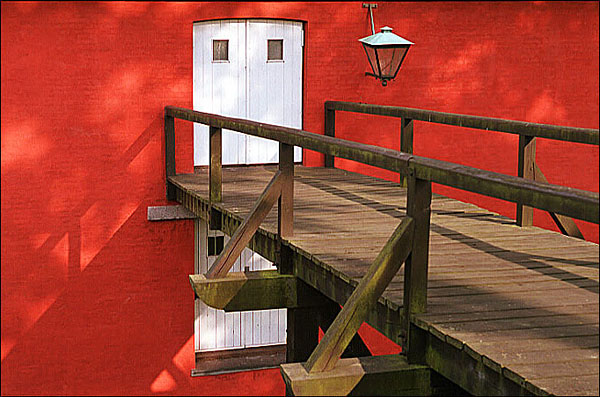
xmin=213 ymin=40 xmax=229 ymax=62
xmin=267 ymin=39 xmax=283 ymax=61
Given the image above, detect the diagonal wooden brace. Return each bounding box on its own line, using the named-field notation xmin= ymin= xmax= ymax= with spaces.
xmin=534 ymin=163 xmax=584 ymax=239
xmin=303 ymin=217 xmax=415 ymax=373
xmin=206 ymin=171 xmax=283 ymax=279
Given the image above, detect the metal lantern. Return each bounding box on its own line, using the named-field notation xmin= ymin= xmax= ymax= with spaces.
xmin=359 ymin=26 xmax=413 ymax=86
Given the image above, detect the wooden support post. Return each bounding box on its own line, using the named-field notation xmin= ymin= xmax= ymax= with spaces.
xmin=209 ymin=126 xmax=222 ymax=230
xmin=399 ymin=118 xmax=414 ymax=187
xmin=209 ymin=126 xmax=222 ymax=203
xmin=165 ymin=113 xmax=176 ymax=201
xmin=324 ymin=107 xmax=336 ymax=168
xmin=279 ymin=143 xmax=294 ymax=238
xmin=206 ymin=171 xmax=283 ymax=279
xmin=403 ymin=176 xmax=432 ymax=364
xmin=286 ymin=280 xmax=319 ymax=370
xmin=287 ymin=307 xmax=320 ymax=365
xmin=304 ymin=217 xmax=414 ymax=373
xmin=516 ymin=135 xmax=536 ymax=226
xmin=533 ymin=163 xmax=585 ymax=239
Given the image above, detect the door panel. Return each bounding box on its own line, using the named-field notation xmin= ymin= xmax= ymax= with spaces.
xmin=247 ymin=20 xmax=303 ymax=163
xmin=193 ymin=20 xmax=247 ymax=165
xmin=193 ymin=19 xmax=303 ymax=165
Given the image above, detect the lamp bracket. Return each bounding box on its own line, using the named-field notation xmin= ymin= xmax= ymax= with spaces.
xmin=362 ymin=3 xmax=378 ymax=35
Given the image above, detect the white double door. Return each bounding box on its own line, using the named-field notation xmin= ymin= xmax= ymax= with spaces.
xmin=193 ymin=19 xmax=303 ymax=165
xmin=193 ymin=19 xmax=303 ymax=351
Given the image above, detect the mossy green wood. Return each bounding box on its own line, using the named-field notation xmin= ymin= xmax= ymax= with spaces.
xmin=281 ymin=354 xmax=431 ymax=396
xmin=190 ymin=270 xmax=297 ymax=311
xmin=304 ymin=217 xmax=415 ymax=373
xmin=206 ymin=171 xmax=283 ymax=279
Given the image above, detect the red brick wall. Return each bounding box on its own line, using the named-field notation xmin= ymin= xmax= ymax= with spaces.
xmin=1 ymin=2 xmax=598 ymax=395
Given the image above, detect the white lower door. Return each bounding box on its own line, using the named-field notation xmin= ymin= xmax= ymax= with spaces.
xmin=192 ymin=19 xmax=303 ymax=352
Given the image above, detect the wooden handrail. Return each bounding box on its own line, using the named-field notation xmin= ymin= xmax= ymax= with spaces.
xmin=324 ymin=101 xmax=599 ymax=144
xmin=165 ymin=106 xmax=598 ymax=224
xmin=323 ymin=101 xmax=598 ymax=238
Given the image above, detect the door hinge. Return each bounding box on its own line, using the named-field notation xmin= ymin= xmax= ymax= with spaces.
xmin=301 ymin=30 xmax=305 ymax=47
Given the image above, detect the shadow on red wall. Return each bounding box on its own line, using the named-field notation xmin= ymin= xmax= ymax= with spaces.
xmin=1 ymin=2 xmax=598 ymax=396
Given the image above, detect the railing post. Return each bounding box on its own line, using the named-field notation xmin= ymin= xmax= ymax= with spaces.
xmin=209 ymin=126 xmax=222 ymax=203
xmin=278 ymin=143 xmax=294 ymax=238
xmin=399 ymin=118 xmax=414 ymax=187
xmin=165 ymin=112 xmax=176 ymax=201
xmin=403 ymin=174 xmax=432 ymax=364
xmin=278 ymin=143 xmax=294 ymax=276
xmin=324 ymin=105 xmax=336 ymax=168
xmin=517 ymin=135 xmax=536 ymax=226
xmin=209 ymin=126 xmax=222 ymax=230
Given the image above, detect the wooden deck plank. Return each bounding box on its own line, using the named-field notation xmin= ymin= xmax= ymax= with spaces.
xmin=531 ymin=374 xmax=599 ymax=397
xmin=170 ymin=165 xmax=599 ymax=396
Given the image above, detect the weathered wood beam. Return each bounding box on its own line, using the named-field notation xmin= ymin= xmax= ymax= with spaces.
xmin=516 ymin=135 xmax=536 ymax=226
xmin=279 ymin=142 xmax=294 ymax=238
xmin=164 ymin=112 xmax=176 ymax=200
xmin=287 ymin=307 xmax=320 ymax=366
xmin=304 ymin=217 xmax=415 ymax=373
xmin=325 ymin=101 xmax=600 ymax=145
xmin=403 ymin=176 xmax=432 ymax=364
xmin=209 ymin=126 xmax=222 ymax=203
xmin=189 ymin=270 xmax=297 ymax=312
xmin=281 ymin=354 xmax=431 ymax=396
xmin=399 ymin=118 xmax=413 ymax=187
xmin=190 ymin=270 xmax=328 ymax=313
xmin=412 ymin=156 xmax=598 ymax=224
xmin=534 ymin=163 xmax=585 ymax=239
xmin=165 ymin=106 xmax=598 ymax=224
xmin=206 ymin=171 xmax=283 ymax=279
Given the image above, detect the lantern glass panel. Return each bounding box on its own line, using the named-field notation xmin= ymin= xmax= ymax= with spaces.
xmin=376 ymin=46 xmax=409 ymax=78
xmin=362 ymin=43 xmax=380 ymax=76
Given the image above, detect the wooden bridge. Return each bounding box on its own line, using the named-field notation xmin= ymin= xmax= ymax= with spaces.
xmin=164 ymin=102 xmax=599 ymax=396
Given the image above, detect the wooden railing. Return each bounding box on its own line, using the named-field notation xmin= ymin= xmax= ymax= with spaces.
xmin=165 ymin=105 xmax=599 ymax=373
xmin=324 ymin=101 xmax=600 ymax=239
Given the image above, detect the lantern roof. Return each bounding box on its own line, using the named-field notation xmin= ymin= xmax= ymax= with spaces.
xmin=359 ymin=26 xmax=414 ymax=47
